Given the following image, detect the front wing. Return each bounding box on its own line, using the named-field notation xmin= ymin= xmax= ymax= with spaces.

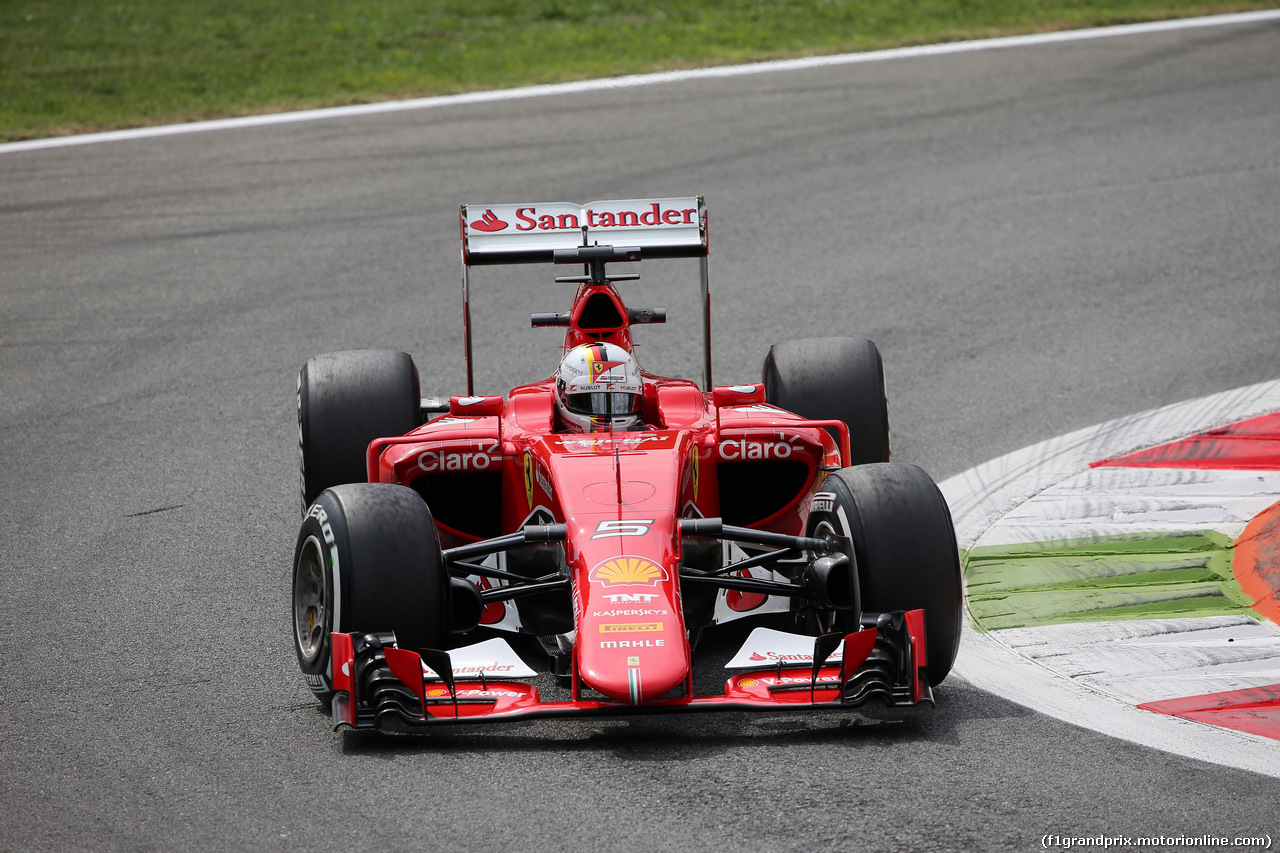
xmin=329 ymin=610 xmax=931 ymax=731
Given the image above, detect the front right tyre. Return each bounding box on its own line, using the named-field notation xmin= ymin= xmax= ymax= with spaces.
xmin=293 ymin=483 xmax=449 ymax=703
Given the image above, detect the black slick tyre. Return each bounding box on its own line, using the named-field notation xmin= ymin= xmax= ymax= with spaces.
xmin=763 ymin=337 xmax=890 ymax=466
xmin=292 ymin=483 xmax=449 ymax=703
xmin=298 ymin=349 xmax=420 ymax=513
xmin=805 ymin=463 xmax=962 ymax=684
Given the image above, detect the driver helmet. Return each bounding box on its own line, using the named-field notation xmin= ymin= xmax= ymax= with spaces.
xmin=555 ymin=342 xmax=644 ymax=433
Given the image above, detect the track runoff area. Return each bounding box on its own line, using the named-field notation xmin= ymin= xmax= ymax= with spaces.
xmin=945 ymin=379 xmax=1280 ymax=779
xmin=3 ymin=9 xmax=1280 ymax=154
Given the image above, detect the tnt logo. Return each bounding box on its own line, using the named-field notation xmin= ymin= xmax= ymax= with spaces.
xmin=604 ymin=593 xmax=657 ymax=603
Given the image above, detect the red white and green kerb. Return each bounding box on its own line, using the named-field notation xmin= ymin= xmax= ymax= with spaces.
xmin=943 ymin=381 xmax=1280 ymax=775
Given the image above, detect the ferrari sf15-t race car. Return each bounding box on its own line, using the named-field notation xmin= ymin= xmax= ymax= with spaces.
xmin=292 ymin=196 xmax=962 ymax=730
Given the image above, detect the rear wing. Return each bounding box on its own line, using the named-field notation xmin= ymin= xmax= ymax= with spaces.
xmin=457 ymin=197 xmax=712 ymax=393
xmin=461 ymin=197 xmax=707 ymax=265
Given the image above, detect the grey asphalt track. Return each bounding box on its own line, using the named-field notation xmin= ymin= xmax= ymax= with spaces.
xmin=2 ymin=18 xmax=1279 ymax=853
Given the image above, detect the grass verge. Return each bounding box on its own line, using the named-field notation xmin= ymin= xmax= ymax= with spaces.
xmin=2 ymin=0 xmax=1276 ymax=141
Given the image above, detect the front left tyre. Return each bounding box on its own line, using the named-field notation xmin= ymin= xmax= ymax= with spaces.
xmin=762 ymin=336 xmax=891 ymax=466
xmin=293 ymin=483 xmax=449 ymax=703
xmin=805 ymin=462 xmax=963 ymax=685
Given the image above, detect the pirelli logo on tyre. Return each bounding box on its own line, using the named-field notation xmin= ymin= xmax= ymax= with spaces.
xmin=811 ymin=491 xmax=836 ymax=513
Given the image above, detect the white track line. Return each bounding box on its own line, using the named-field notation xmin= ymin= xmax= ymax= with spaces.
xmin=943 ymin=379 xmax=1280 ymax=779
xmin=4 ymin=10 xmax=1280 ymax=154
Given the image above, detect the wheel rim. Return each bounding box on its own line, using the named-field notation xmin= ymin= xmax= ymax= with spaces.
xmin=812 ymin=518 xmax=843 ymax=546
xmin=293 ymin=534 xmax=328 ymax=662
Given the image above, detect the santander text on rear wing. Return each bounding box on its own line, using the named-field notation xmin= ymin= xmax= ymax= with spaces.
xmin=456 ymin=196 xmax=713 ymax=394
xmin=461 ymin=197 xmax=707 ymax=265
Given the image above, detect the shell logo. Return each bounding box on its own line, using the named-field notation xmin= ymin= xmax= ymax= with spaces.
xmin=425 ymin=687 xmax=450 ymax=698
xmin=738 ymin=678 xmax=759 ymax=688
xmin=589 ymin=556 xmax=668 ymax=588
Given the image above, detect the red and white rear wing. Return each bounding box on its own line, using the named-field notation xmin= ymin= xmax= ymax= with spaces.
xmin=461 ymin=197 xmax=707 ymax=266
xmin=456 ymin=196 xmax=713 ymax=394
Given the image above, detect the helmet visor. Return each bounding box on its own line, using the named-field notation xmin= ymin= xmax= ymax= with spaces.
xmin=566 ymin=391 xmax=641 ymax=417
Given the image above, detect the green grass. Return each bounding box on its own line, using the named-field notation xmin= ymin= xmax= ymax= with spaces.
xmin=2 ymin=0 xmax=1275 ymax=141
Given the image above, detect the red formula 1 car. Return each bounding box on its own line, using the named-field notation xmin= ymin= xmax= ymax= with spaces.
xmin=291 ymin=196 xmax=962 ymax=730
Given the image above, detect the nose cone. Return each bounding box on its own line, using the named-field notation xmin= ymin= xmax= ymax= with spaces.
xmin=576 ymin=556 xmax=690 ymax=704
xmin=539 ymin=430 xmax=696 ymax=705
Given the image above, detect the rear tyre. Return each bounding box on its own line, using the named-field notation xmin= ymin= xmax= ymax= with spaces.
xmin=292 ymin=483 xmax=449 ymax=703
xmin=805 ymin=463 xmax=962 ymax=684
xmin=763 ymin=337 xmax=890 ymax=465
xmin=298 ymin=349 xmax=420 ymax=513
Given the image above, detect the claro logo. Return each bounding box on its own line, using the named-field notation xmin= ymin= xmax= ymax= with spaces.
xmin=418 ymin=442 xmax=501 ymax=473
xmin=718 ymin=435 xmax=800 ymax=461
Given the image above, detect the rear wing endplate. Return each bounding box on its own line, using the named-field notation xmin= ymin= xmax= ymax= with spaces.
xmin=457 ymin=197 xmax=712 ymax=393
